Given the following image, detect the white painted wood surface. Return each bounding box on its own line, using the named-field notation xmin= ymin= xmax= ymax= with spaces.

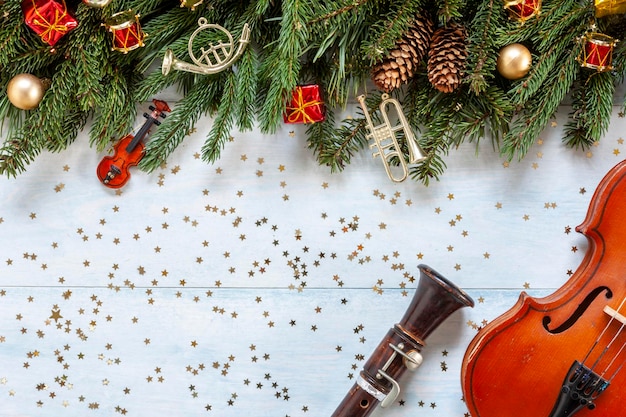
xmin=1 ymin=103 xmax=625 ymax=417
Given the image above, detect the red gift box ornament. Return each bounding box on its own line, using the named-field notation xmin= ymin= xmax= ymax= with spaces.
xmin=22 ymin=0 xmax=78 ymax=46
xmin=105 ymin=10 xmax=146 ymax=54
xmin=578 ymin=31 xmax=617 ymax=72
xmin=284 ymin=85 xmax=326 ymax=124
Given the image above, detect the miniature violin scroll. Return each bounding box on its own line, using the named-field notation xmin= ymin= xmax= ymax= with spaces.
xmin=461 ymin=159 xmax=626 ymax=417
xmin=331 ymin=265 xmax=474 ymax=417
xmin=97 ymin=99 xmax=170 ymax=188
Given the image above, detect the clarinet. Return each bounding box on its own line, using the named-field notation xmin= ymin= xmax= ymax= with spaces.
xmin=331 ymin=264 xmax=474 ymax=417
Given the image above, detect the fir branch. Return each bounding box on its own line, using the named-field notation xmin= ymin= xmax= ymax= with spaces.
xmin=0 ymin=126 xmax=45 ymax=178
xmin=89 ymin=71 xmax=136 ymax=152
xmin=407 ymin=85 xmax=512 ymax=184
xmin=509 ymin=4 xmax=590 ymax=106
xmin=409 ymin=147 xmax=447 ymax=186
xmin=72 ymin=6 xmax=109 ymax=112
xmin=234 ymin=48 xmax=259 ymax=132
xmin=563 ymin=72 xmax=615 ymax=150
xmin=532 ymin=0 xmax=591 ymax=52
xmin=139 ymin=77 xmax=223 ymax=172
xmin=465 ymin=0 xmax=505 ymax=94
xmin=447 ymin=87 xmax=513 ymax=148
xmin=134 ymin=7 xmax=204 ymax=73
xmin=434 ymin=0 xmax=465 ymax=25
xmin=361 ymin=0 xmax=425 ymax=64
xmin=312 ymin=111 xmax=370 ymax=173
xmin=502 ymin=45 xmax=580 ymax=160
xmin=508 ymin=40 xmax=562 ymax=106
xmin=0 ymin=0 xmax=35 ymax=68
xmin=612 ymin=39 xmax=626 ymax=111
xmin=312 ymin=92 xmax=389 ymax=173
xmin=54 ymin=108 xmax=90 ymax=152
xmin=404 ymin=78 xmax=439 ymax=124
xmin=309 ymin=0 xmax=369 ymax=25
xmin=37 ymin=64 xmax=80 ymax=152
xmin=258 ymin=0 xmax=312 ymax=133
xmin=202 ymin=72 xmax=236 ymax=163
xmin=410 ymin=119 xmax=449 ymax=186
xmin=309 ymin=3 xmax=371 ymax=107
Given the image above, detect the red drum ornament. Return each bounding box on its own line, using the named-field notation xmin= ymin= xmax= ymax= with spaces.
xmin=105 ymin=10 xmax=146 ymax=54
xmin=504 ymin=0 xmax=541 ymax=23
xmin=22 ymin=0 xmax=78 ymax=46
xmin=578 ymin=32 xmax=617 ymax=72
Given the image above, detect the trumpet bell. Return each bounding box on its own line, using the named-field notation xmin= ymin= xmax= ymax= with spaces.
xmin=406 ymin=131 xmax=427 ymax=165
xmin=162 ymin=49 xmax=174 ymax=76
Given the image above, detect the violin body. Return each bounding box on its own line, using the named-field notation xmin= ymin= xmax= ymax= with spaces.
xmin=97 ymin=99 xmax=170 ymax=189
xmin=462 ymin=160 xmax=626 ymax=417
xmin=96 ymin=134 xmax=145 ymax=189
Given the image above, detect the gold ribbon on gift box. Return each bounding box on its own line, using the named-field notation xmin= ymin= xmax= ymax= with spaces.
xmin=285 ymin=88 xmax=323 ymax=124
xmin=596 ymin=0 xmax=626 ymax=17
xmin=30 ymin=0 xmax=71 ymax=44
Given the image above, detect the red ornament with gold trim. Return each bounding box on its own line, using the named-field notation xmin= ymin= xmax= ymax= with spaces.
xmin=504 ymin=0 xmax=541 ymax=23
xmin=283 ymin=85 xmax=326 ymax=124
xmin=578 ymin=31 xmax=618 ymax=72
xmin=104 ymin=10 xmax=146 ymax=54
xmin=22 ymin=0 xmax=78 ymax=46
xmin=595 ymin=0 xmax=626 ymax=17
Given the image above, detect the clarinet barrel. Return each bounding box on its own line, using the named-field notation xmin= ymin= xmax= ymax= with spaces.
xmin=331 ymin=264 xmax=474 ymax=417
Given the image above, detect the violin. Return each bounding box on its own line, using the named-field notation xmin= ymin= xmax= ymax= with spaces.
xmin=332 ymin=265 xmax=473 ymax=417
xmin=462 ymin=159 xmax=626 ymax=417
xmin=97 ymin=99 xmax=170 ymax=188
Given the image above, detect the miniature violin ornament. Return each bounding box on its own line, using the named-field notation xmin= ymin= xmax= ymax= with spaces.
xmin=332 ymin=265 xmax=474 ymax=417
xmin=462 ymin=159 xmax=626 ymax=417
xmin=97 ymin=99 xmax=170 ymax=188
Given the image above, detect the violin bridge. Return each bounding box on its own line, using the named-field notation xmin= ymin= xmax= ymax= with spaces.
xmin=603 ymin=305 xmax=626 ymax=324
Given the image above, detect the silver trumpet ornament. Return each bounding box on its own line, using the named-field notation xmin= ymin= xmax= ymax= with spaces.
xmin=357 ymin=93 xmax=427 ymax=183
xmin=162 ymin=18 xmax=250 ymax=76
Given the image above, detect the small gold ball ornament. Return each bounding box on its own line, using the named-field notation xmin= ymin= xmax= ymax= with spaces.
xmin=7 ymin=73 xmax=49 ymax=110
xmin=496 ymin=43 xmax=532 ymax=80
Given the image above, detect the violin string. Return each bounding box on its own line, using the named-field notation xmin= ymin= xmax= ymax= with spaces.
xmin=606 ymin=341 xmax=626 ymax=381
xmin=596 ymin=321 xmax=626 ymax=378
xmin=580 ymin=297 xmax=626 ymax=369
xmin=590 ymin=320 xmax=624 ymax=373
xmin=603 ymin=302 xmax=626 ymax=380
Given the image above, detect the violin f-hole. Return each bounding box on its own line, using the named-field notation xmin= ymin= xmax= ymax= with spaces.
xmin=543 ymin=286 xmax=613 ymax=334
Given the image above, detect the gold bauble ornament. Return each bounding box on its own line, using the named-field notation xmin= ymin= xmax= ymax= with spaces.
xmin=496 ymin=43 xmax=532 ymax=80
xmin=7 ymin=73 xmax=49 ymax=110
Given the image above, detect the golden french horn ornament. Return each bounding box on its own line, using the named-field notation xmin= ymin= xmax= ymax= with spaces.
xmin=162 ymin=18 xmax=250 ymax=76
xmin=357 ymin=94 xmax=427 ymax=183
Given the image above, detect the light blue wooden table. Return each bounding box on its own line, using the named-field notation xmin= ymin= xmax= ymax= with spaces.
xmin=1 ymin=100 xmax=624 ymax=417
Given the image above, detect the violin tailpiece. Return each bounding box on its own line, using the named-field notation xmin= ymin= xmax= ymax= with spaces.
xmin=548 ymin=360 xmax=609 ymax=417
xmin=103 ymin=165 xmax=121 ymax=184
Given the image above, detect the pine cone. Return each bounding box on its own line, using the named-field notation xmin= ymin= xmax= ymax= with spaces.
xmin=371 ymin=14 xmax=434 ymax=92
xmin=427 ymin=23 xmax=468 ymax=93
